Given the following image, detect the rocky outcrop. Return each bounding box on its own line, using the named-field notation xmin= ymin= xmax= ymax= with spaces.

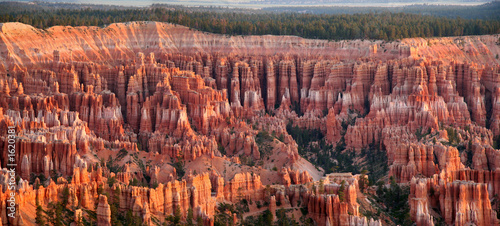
xmin=97 ymin=194 xmax=112 ymax=226
xmin=224 ymin=172 xmax=264 ymax=202
xmin=409 ymin=178 xmax=435 ymax=226
xmin=385 ymin=139 xmax=465 ymax=183
xmin=279 ymin=167 xmax=313 ymax=187
xmin=211 ymin=123 xmax=260 ymax=160
xmin=0 ymin=166 xmax=219 ymax=226
xmin=70 ymin=90 xmax=126 ymax=141
xmin=269 ymin=195 xmax=277 ymax=220
xmin=303 ymin=174 xmax=381 ymax=226
xmin=410 ymin=175 xmax=500 ymax=226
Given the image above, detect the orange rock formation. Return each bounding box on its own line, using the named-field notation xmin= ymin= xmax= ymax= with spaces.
xmin=0 ymin=21 xmax=499 ymax=225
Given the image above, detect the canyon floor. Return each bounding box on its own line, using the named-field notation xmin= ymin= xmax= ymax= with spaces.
xmin=0 ymin=21 xmax=500 ymax=225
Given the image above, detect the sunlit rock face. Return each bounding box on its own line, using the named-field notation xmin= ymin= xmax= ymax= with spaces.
xmin=0 ymin=21 xmax=499 ymax=225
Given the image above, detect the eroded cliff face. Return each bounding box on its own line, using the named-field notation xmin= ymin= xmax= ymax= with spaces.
xmin=410 ymin=172 xmax=500 ymax=226
xmin=0 ymin=21 xmax=499 ymax=225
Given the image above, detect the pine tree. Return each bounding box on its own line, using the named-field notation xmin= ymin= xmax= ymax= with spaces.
xmin=35 ymin=200 xmax=46 ymax=226
xmin=186 ymin=208 xmax=194 ymax=226
xmin=338 ymin=180 xmax=346 ymax=202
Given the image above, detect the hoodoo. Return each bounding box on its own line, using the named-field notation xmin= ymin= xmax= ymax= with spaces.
xmin=0 ymin=20 xmax=499 ymax=225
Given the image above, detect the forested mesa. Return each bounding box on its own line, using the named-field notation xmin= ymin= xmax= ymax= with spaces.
xmin=0 ymin=2 xmax=500 ymax=40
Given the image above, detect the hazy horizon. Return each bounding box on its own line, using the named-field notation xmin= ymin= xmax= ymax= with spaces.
xmin=0 ymin=0 xmax=492 ymax=8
